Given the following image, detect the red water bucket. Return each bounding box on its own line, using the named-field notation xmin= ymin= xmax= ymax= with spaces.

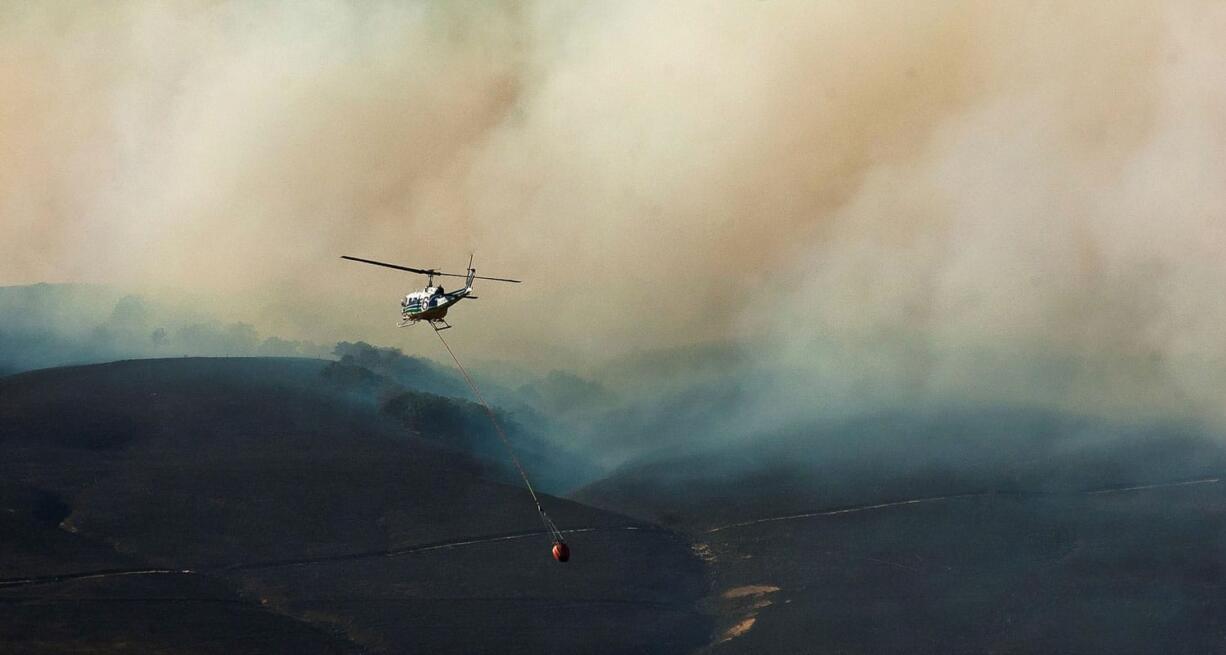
xmin=552 ymin=541 xmax=570 ymax=563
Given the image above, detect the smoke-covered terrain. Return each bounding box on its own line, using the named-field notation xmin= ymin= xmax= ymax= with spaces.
xmin=7 ymin=283 xmax=1226 ymax=652
xmin=5 ymin=0 xmax=1226 ymax=652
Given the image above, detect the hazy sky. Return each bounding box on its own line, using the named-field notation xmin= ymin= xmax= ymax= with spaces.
xmin=3 ymin=1 xmax=1225 ymax=424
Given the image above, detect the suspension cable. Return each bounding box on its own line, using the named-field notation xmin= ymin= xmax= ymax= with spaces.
xmin=434 ymin=327 xmax=565 ymax=543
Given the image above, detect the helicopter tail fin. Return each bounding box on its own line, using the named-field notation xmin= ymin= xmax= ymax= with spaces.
xmin=465 ymin=253 xmax=476 ymax=289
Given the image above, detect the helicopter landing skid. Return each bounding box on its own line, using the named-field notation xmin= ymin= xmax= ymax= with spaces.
xmin=395 ymin=315 xmax=450 ymax=330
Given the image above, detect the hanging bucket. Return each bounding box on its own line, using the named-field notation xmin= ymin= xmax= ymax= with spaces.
xmin=551 ymin=541 xmax=570 ymax=563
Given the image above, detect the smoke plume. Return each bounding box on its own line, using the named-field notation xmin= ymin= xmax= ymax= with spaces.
xmin=2 ymin=1 xmax=1225 ymax=427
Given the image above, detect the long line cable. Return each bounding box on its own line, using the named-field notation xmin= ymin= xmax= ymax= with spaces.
xmin=434 ymin=327 xmax=565 ymax=543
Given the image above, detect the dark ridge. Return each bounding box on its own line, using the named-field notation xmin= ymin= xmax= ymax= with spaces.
xmin=0 ymin=357 xmax=710 ymax=654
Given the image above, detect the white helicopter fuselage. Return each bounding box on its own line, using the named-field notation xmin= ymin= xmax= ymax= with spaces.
xmin=400 ymin=285 xmax=472 ymax=326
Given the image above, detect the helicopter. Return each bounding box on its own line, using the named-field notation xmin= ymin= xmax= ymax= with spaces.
xmin=342 ymin=253 xmax=567 ymax=559
xmin=341 ymin=254 xmax=521 ymax=330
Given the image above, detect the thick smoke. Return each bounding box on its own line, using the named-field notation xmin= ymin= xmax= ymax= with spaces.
xmin=753 ymin=2 xmax=1226 ymax=426
xmin=2 ymin=2 xmax=1225 ymax=429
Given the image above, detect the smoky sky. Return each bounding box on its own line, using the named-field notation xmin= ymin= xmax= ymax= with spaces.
xmin=2 ymin=2 xmax=1225 ymax=426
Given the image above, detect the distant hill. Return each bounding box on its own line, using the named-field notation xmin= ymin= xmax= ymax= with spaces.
xmin=0 ymin=284 xmax=597 ymax=463
xmin=0 ymin=283 xmax=332 ymax=374
xmin=575 ymin=406 xmax=1226 ymax=527
xmin=0 ymin=358 xmax=709 ymax=654
xmin=0 ymin=283 xmax=628 ymax=479
xmin=573 ymin=406 xmax=1226 ymax=653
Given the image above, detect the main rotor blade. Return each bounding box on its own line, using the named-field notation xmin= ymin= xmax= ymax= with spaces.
xmin=430 ymin=271 xmax=522 ymax=283
xmin=471 ymin=274 xmax=522 ymax=283
xmin=341 ymin=255 xmax=436 ymax=276
xmin=342 ymin=255 xmax=520 ymax=283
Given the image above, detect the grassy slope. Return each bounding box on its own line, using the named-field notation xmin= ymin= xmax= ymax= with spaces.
xmin=0 ymin=358 xmax=709 ymax=654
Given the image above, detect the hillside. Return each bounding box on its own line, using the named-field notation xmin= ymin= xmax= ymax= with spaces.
xmin=0 ymin=358 xmax=709 ymax=653
xmin=576 ymin=408 xmax=1226 ymax=653
xmin=14 ymin=357 xmax=1225 ymax=652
